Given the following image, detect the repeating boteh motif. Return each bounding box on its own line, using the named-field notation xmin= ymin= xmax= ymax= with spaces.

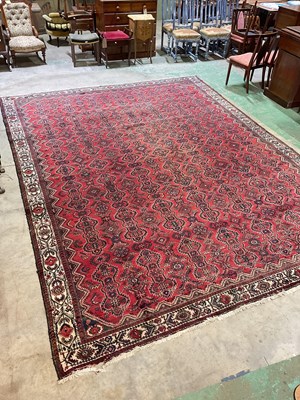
xmin=1 ymin=77 xmax=300 ymax=379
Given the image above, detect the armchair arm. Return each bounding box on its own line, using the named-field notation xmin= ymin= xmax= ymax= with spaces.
xmin=49 ymin=12 xmax=61 ymax=18
xmin=42 ymin=14 xmax=52 ymax=22
xmin=2 ymin=25 xmax=10 ymax=41
xmin=32 ymin=25 xmax=39 ymax=37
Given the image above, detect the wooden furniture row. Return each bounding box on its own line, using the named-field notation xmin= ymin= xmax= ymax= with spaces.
xmin=95 ymin=0 xmax=157 ymax=60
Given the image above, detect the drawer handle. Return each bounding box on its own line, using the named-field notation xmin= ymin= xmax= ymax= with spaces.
xmin=116 ymin=5 xmax=120 ymax=9
xmin=116 ymin=16 xmax=120 ymax=20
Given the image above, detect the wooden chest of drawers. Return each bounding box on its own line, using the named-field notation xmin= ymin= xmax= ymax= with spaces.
xmin=95 ymin=0 xmax=157 ymax=60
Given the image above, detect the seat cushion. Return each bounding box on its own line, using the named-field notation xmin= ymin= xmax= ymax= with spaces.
xmin=172 ymin=29 xmax=201 ymax=40
xmin=229 ymin=52 xmax=252 ymax=67
xmin=9 ymin=35 xmax=45 ymax=52
xmin=163 ymin=23 xmax=173 ymax=33
xmin=69 ymin=32 xmax=99 ymax=43
xmin=102 ymin=31 xmax=130 ymax=40
xmin=200 ymin=27 xmax=230 ymax=38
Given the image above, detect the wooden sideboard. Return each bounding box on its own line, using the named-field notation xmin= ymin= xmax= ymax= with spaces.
xmin=95 ymin=0 xmax=157 ymax=60
xmin=264 ymin=26 xmax=300 ymax=108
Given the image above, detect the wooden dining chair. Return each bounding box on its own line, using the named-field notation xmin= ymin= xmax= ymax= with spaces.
xmin=225 ymin=31 xmax=277 ymax=93
xmin=161 ymin=0 xmax=177 ymax=54
xmin=68 ymin=11 xmax=100 ymax=67
xmin=197 ymin=0 xmax=239 ymax=60
xmin=170 ymin=0 xmax=201 ymax=62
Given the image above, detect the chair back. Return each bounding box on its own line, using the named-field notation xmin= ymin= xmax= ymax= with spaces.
xmin=200 ymin=0 xmax=239 ymax=29
xmin=1 ymin=0 xmax=34 ymax=37
xmin=68 ymin=11 xmax=96 ymax=33
xmin=266 ymin=31 xmax=280 ymax=67
xmin=221 ymin=0 xmax=240 ymax=26
xmin=249 ymin=31 xmax=277 ymax=68
xmin=231 ymin=3 xmax=259 ymax=35
xmin=162 ymin=0 xmax=177 ymax=25
xmin=172 ymin=0 xmax=201 ymax=30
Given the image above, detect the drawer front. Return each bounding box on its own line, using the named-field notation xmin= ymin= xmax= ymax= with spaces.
xmin=131 ymin=1 xmax=157 ymax=12
xmin=103 ymin=2 xmax=131 ymax=12
xmin=103 ymin=1 xmax=157 ymax=13
xmin=104 ymin=13 xmax=131 ymax=25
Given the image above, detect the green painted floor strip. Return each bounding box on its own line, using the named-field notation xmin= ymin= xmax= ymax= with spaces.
xmin=135 ymin=59 xmax=300 ymax=149
xmin=177 ymin=354 xmax=300 ymax=400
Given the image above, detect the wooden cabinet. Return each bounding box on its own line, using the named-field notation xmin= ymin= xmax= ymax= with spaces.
xmin=264 ymin=26 xmax=300 ymax=108
xmin=95 ymin=0 xmax=157 ymax=60
xmin=128 ymin=14 xmax=155 ymax=62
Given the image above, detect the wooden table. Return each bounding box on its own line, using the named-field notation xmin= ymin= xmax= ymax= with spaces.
xmin=264 ymin=26 xmax=300 ymax=108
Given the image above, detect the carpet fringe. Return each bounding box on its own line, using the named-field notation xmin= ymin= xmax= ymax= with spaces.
xmin=58 ymin=284 xmax=300 ymax=384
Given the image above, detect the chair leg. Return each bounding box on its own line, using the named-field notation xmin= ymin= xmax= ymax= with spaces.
xmin=128 ymin=40 xmax=131 ymax=66
xmin=266 ymin=66 xmax=272 ymax=87
xmin=194 ymin=43 xmax=199 ymax=61
xmin=5 ymin=52 xmax=12 ymax=71
xmin=205 ymin=39 xmax=210 ymax=60
xmin=104 ymin=47 xmax=108 ymax=68
xmin=261 ymin=65 xmax=266 ymax=89
xmin=11 ymin=50 xmax=16 ymax=68
xmin=224 ymin=39 xmax=230 ymax=58
xmin=95 ymin=42 xmax=100 ymax=65
xmin=149 ymin=39 xmax=153 ymax=64
xmin=174 ymin=40 xmax=178 ymax=62
xmin=225 ymin=62 xmax=232 ymax=85
xmin=71 ymin=43 xmax=76 ymax=67
xmin=57 ymin=37 xmax=60 ymax=48
xmin=245 ymin=70 xmax=251 ymax=93
xmin=167 ymin=34 xmax=171 ymax=54
xmin=0 ymin=156 xmax=5 ymax=174
xmin=41 ymin=48 xmax=46 ymax=64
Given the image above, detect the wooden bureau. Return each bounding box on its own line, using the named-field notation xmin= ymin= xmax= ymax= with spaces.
xmin=275 ymin=4 xmax=300 ymax=30
xmin=264 ymin=26 xmax=300 ymax=108
xmin=95 ymin=0 xmax=157 ymax=60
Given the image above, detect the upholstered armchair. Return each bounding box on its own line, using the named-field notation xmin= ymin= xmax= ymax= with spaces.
xmin=1 ymin=0 xmax=46 ymax=67
xmin=42 ymin=12 xmax=71 ymax=47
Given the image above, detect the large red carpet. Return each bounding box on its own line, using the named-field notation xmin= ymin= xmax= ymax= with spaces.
xmin=1 ymin=77 xmax=300 ymax=379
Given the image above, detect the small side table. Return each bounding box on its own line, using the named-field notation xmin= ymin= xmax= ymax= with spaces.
xmin=127 ymin=14 xmax=155 ymax=64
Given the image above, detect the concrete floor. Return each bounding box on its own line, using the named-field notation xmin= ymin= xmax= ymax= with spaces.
xmin=0 ymin=36 xmax=300 ymax=400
